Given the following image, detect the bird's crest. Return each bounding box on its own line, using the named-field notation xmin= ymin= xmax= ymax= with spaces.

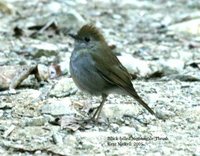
xmin=77 ymin=24 xmax=106 ymax=42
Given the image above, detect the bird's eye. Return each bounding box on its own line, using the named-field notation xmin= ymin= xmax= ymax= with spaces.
xmin=84 ymin=37 xmax=90 ymax=42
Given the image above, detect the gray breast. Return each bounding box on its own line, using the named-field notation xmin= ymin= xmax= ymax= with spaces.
xmin=70 ymin=52 xmax=111 ymax=95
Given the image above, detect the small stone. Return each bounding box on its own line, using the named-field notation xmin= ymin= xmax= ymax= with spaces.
xmin=117 ymin=54 xmax=160 ymax=77
xmin=64 ymin=135 xmax=77 ymax=148
xmin=65 ymin=9 xmax=86 ymax=27
xmin=23 ymin=116 xmax=46 ymax=126
xmin=168 ymin=18 xmax=200 ymax=35
xmin=118 ymin=126 xmax=136 ymax=134
xmin=30 ymin=42 xmax=58 ymax=58
xmin=34 ymin=151 xmax=42 ymax=155
xmin=156 ymin=109 xmax=175 ymax=120
xmin=102 ymin=103 xmax=139 ymax=119
xmin=47 ymin=1 xmax=62 ymax=13
xmin=159 ymin=59 xmax=184 ymax=74
xmin=36 ymin=64 xmax=49 ymax=81
xmin=110 ymin=123 xmax=119 ymax=132
xmin=0 ymin=102 xmax=13 ymax=109
xmin=49 ymin=77 xmax=77 ymax=97
xmin=43 ymin=114 xmax=56 ymax=123
xmin=0 ymin=125 xmax=7 ymax=131
xmin=120 ymin=0 xmax=159 ymax=9
xmin=59 ymin=58 xmax=71 ymax=76
xmin=52 ymin=133 xmax=64 ymax=145
xmin=41 ymin=97 xmax=74 ymax=116
xmin=0 ymin=110 xmax=4 ymax=117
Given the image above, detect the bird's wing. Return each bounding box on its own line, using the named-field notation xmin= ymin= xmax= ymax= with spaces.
xmin=91 ymin=46 xmax=133 ymax=89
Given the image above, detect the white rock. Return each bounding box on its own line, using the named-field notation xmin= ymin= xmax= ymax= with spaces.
xmin=50 ymin=77 xmax=77 ymax=96
xmin=159 ymin=59 xmax=184 ymax=73
xmin=59 ymin=59 xmax=70 ymax=75
xmin=118 ymin=126 xmax=136 ymax=134
xmin=66 ymin=9 xmax=86 ymax=24
xmin=0 ymin=110 xmax=4 ymax=118
xmin=28 ymin=89 xmax=42 ymax=99
xmin=117 ymin=54 xmax=153 ymax=77
xmin=41 ymin=98 xmax=74 ymax=116
xmin=23 ymin=116 xmax=46 ymax=126
xmin=37 ymin=64 xmax=49 ymax=81
xmin=47 ymin=2 xmax=62 ymax=13
xmin=52 ymin=133 xmax=64 ymax=145
xmin=32 ymin=42 xmax=58 ymax=51
xmin=168 ymin=18 xmax=200 ymax=35
xmin=102 ymin=103 xmax=139 ymax=119
xmin=110 ymin=123 xmax=120 ymax=131
xmin=120 ymin=0 xmax=159 ymax=9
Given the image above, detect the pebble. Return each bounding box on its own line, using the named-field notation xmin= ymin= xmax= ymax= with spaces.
xmin=41 ymin=98 xmax=74 ymax=116
xmin=0 ymin=110 xmax=4 ymax=118
xmin=23 ymin=116 xmax=46 ymax=126
xmin=118 ymin=126 xmax=136 ymax=134
xmin=52 ymin=133 xmax=64 ymax=145
xmin=110 ymin=123 xmax=119 ymax=132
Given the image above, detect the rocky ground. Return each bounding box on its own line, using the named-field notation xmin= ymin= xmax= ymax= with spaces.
xmin=0 ymin=0 xmax=200 ymax=155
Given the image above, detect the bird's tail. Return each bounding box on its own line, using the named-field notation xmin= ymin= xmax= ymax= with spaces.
xmin=126 ymin=87 xmax=155 ymax=115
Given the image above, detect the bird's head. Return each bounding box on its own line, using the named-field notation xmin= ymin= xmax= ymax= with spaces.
xmin=69 ymin=24 xmax=107 ymax=49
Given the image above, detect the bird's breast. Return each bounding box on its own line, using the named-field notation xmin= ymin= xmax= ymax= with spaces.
xmin=70 ymin=51 xmax=110 ymax=95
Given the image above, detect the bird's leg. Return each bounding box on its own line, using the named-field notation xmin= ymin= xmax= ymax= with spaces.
xmin=91 ymin=94 xmax=107 ymax=122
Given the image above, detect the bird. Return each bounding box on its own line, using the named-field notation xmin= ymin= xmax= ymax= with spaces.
xmin=69 ymin=24 xmax=155 ymax=121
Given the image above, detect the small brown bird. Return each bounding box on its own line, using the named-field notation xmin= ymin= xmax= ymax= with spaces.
xmin=69 ymin=24 xmax=155 ymax=121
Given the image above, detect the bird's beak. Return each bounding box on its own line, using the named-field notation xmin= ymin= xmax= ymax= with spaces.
xmin=68 ymin=33 xmax=78 ymax=40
